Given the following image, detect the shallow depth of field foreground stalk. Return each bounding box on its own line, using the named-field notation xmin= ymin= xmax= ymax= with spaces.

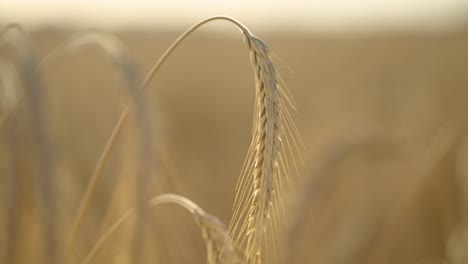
xmin=0 ymin=60 xmax=21 ymax=264
xmin=77 ymin=16 xmax=297 ymax=263
xmin=43 ymin=32 xmax=154 ymax=264
xmin=1 ymin=25 xmax=57 ymax=264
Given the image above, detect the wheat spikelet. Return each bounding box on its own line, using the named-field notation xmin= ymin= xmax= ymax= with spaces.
xmin=82 ymin=194 xmax=241 ymax=264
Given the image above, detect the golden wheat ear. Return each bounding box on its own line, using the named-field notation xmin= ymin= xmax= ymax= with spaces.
xmin=82 ymin=193 xmax=242 ymax=264
xmin=137 ymin=16 xmax=300 ymax=264
xmin=213 ymin=25 xmax=301 ymax=264
xmin=1 ymin=24 xmax=58 ymax=264
xmin=39 ymin=31 xmax=155 ymax=264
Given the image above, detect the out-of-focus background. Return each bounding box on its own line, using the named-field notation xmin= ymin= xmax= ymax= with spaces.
xmin=2 ymin=1 xmax=468 ymax=263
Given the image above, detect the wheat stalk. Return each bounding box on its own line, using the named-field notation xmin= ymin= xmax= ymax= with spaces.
xmin=38 ymin=31 xmax=154 ymax=264
xmin=0 ymin=59 xmax=22 ymax=264
xmin=1 ymin=24 xmax=57 ymax=264
xmin=82 ymin=194 xmax=241 ymax=264
xmin=446 ymin=129 xmax=468 ymax=263
xmin=455 ymin=130 xmax=468 ymax=224
xmin=0 ymin=60 xmax=21 ymax=126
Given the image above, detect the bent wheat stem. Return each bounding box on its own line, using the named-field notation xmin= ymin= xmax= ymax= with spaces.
xmin=82 ymin=194 xmax=241 ymax=264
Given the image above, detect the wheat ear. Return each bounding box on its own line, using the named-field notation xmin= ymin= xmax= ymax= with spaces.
xmin=225 ymin=35 xmax=282 ymax=264
xmin=38 ymin=31 xmax=154 ymax=264
xmin=224 ymin=28 xmax=301 ymax=264
xmin=82 ymin=194 xmax=241 ymax=264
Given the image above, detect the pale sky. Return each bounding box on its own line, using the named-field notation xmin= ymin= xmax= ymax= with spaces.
xmin=2 ymin=0 xmax=468 ymax=31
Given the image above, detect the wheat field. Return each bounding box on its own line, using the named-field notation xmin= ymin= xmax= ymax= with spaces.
xmin=1 ymin=18 xmax=468 ymax=263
